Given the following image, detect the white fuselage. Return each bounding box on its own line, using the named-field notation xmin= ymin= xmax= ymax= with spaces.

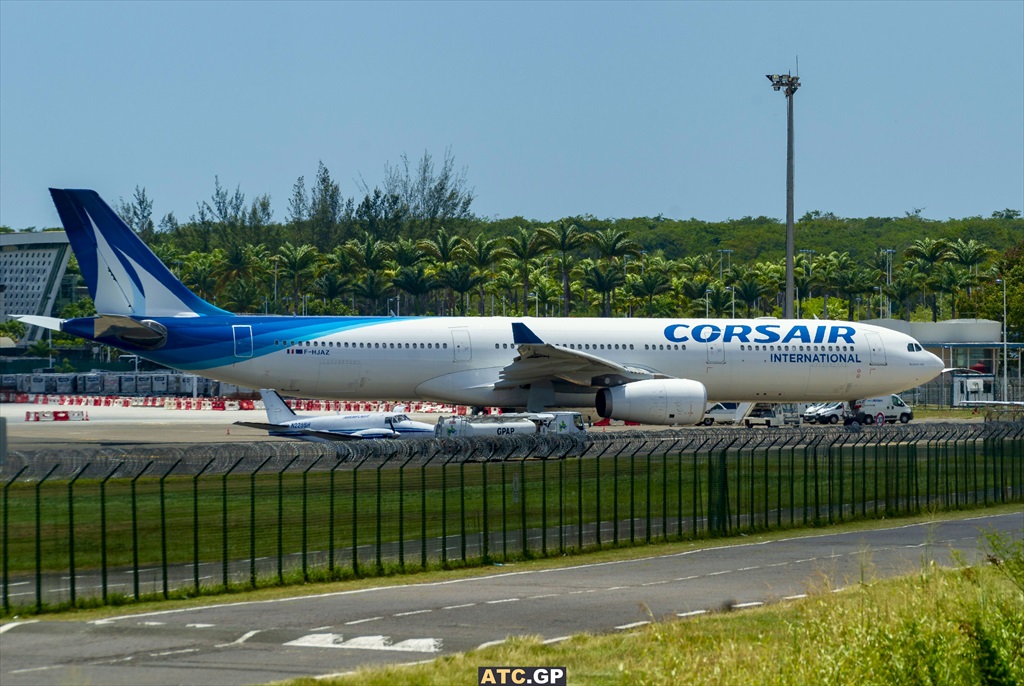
xmin=204 ymin=316 xmax=943 ymax=408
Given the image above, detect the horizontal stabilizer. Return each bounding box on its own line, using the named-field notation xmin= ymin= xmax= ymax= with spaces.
xmin=14 ymin=315 xmax=64 ymax=331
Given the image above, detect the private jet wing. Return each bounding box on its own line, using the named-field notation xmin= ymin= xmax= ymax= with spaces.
xmin=496 ymin=322 xmax=669 ymax=389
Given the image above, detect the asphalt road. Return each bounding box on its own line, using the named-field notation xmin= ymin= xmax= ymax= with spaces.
xmin=1 ymin=512 xmax=1019 ymax=686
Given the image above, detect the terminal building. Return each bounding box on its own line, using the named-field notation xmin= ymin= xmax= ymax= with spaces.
xmin=0 ymin=231 xmax=71 ymax=343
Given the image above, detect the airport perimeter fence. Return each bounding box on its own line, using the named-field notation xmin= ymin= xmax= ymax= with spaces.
xmin=2 ymin=422 xmax=1022 ymax=613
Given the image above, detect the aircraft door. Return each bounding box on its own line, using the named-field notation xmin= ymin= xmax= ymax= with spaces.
xmin=706 ymin=340 xmax=725 ymax=364
xmin=866 ymin=332 xmax=887 ymax=366
xmin=451 ymin=328 xmax=472 ymax=362
xmin=232 ymin=325 xmax=253 ymax=358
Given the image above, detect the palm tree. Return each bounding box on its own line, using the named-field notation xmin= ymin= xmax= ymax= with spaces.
xmin=812 ymin=252 xmax=853 ymax=319
xmin=904 ymin=237 xmax=951 ymax=321
xmin=884 ymin=265 xmax=925 ymax=321
xmin=730 ymin=270 xmax=767 ymax=317
xmin=489 ymin=265 xmax=520 ymax=316
xmin=392 ymin=265 xmax=437 ymax=315
xmin=835 ymin=267 xmax=879 ymax=321
xmin=274 ymin=242 xmax=321 ymax=314
xmin=460 ymin=234 xmax=511 ymax=316
xmin=216 ymin=243 xmax=268 ymax=293
xmin=586 ymin=228 xmax=642 ymax=266
xmin=438 ymin=263 xmax=485 ymax=316
xmin=352 ymin=271 xmax=391 ymax=315
xmin=419 ymin=227 xmax=464 ymax=315
xmin=181 ymin=250 xmax=223 ymax=302
xmin=539 ymin=220 xmax=587 ymax=316
xmin=934 ymin=262 xmax=973 ymax=319
xmin=675 ymin=275 xmax=715 ymax=316
xmin=582 ymin=262 xmax=625 ymax=317
xmin=504 ymin=227 xmax=551 ymax=316
xmin=627 ymin=269 xmax=672 ymax=317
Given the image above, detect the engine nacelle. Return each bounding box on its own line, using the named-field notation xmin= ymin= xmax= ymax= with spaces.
xmin=596 ymin=379 xmax=708 ymax=425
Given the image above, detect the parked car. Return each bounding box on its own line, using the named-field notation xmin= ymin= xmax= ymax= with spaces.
xmin=813 ymin=401 xmax=847 ymax=425
xmin=702 ymin=402 xmax=740 ymax=426
xmin=745 ymin=404 xmax=785 ymax=428
xmin=802 ymin=402 xmax=827 ymax=424
xmin=853 ymin=395 xmax=913 ymax=424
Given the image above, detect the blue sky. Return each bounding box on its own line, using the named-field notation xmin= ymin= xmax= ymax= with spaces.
xmin=1 ymin=1 xmax=1021 ymax=230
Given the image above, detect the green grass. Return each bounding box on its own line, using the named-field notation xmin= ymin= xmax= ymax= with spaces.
xmin=4 ymin=443 xmax=1008 ymax=575
xmin=3 ymin=438 xmax=1020 ymax=615
xmin=288 ymin=531 xmax=1024 ymax=686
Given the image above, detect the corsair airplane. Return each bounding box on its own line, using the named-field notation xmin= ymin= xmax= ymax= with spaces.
xmin=234 ymin=389 xmax=435 ymax=441
xmin=17 ymin=189 xmax=945 ymax=425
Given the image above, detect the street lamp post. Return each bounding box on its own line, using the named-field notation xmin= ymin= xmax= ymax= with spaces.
xmin=717 ymin=249 xmax=733 ymax=281
xmin=705 ymin=288 xmax=712 ymax=318
xmin=767 ymin=71 xmax=800 ymax=319
xmin=726 ymin=286 xmax=735 ymax=318
xmin=883 ymin=249 xmax=896 ymax=317
xmin=997 ymin=278 xmax=1008 ymax=401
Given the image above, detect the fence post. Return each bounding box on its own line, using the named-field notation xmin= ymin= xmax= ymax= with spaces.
xmin=65 ymin=463 xmax=90 ymax=607
xmin=710 ymin=438 xmax=737 ymax=535
xmin=351 ymin=455 xmax=371 ymax=575
xmin=541 ymin=455 xmax=548 ymax=557
xmin=34 ymin=464 xmax=59 ymax=612
xmin=612 ymin=443 xmax=629 ymax=546
xmin=482 ymin=458 xmax=489 ymax=562
xmin=520 ymin=458 xmax=528 ymax=556
xmin=131 ymin=462 xmax=154 ymax=600
xmin=459 ymin=456 xmax=468 ymax=563
xmin=159 ymin=459 xmax=181 ymax=599
xmin=99 ymin=462 xmax=123 ymax=605
xmin=375 ymin=453 xmax=395 ymax=573
xmin=277 ymin=455 xmax=300 ymax=584
xmin=441 ymin=453 xmax=459 ymax=565
xmin=303 ymin=455 xmax=324 ymax=581
xmin=193 ymin=459 xmax=215 ymax=594
xmin=594 ymin=443 xmax=612 ymax=546
xmin=333 ymin=450 xmax=358 ymax=573
xmin=422 ymin=450 xmax=440 ymax=570
xmin=2 ymin=466 xmax=27 ymax=613
xmin=221 ymin=457 xmax=246 ymax=589
xmin=663 ymin=440 xmax=678 ymax=542
xmin=398 ymin=451 xmax=418 ymax=571
xmin=249 ymin=456 xmax=273 ymax=588
xmin=501 ymin=460 xmax=508 ymax=561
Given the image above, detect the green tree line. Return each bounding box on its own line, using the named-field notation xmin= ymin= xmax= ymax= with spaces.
xmin=3 ymin=151 xmax=1021 ymax=341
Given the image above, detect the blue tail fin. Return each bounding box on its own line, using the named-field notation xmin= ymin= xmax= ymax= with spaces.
xmin=49 ymin=188 xmax=229 ymax=317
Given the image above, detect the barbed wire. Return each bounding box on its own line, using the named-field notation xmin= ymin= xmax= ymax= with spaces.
xmin=3 ymin=421 xmax=1021 ymax=482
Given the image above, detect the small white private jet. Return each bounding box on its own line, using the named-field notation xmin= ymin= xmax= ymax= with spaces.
xmin=234 ymin=389 xmax=435 ymax=441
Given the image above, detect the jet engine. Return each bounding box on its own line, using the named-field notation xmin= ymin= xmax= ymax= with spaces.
xmin=595 ymin=379 xmax=707 ymax=425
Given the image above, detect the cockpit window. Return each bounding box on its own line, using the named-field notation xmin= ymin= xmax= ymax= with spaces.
xmin=907 ymin=343 xmax=923 ymax=352
xmin=393 ymin=414 xmax=409 ymax=423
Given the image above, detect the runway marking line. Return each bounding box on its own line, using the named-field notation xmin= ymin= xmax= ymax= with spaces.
xmin=615 ymin=621 xmax=649 ymax=630
xmin=0 ymin=620 xmax=39 ymax=634
xmin=678 ymin=610 xmax=708 ymax=618
xmin=215 ymin=630 xmax=261 ymax=647
xmin=394 ymin=609 xmax=431 ymax=616
xmin=82 ymin=514 xmax=1018 ymax=625
xmin=344 ymin=616 xmax=383 ymax=625
xmin=9 ymin=665 xmax=61 ymax=675
xmin=441 ymin=603 xmax=475 ymax=610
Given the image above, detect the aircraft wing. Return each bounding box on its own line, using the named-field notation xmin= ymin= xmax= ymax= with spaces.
xmin=234 ymin=421 xmax=294 ymax=433
xmin=495 ymin=322 xmax=669 ymax=390
xmin=298 ymin=428 xmax=400 ymax=441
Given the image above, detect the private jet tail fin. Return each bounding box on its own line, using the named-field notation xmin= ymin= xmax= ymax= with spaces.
xmin=48 ymin=188 xmax=229 ymax=318
xmin=259 ymin=389 xmax=299 ymax=424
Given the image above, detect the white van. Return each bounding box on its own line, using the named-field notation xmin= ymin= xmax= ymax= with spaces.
xmin=853 ymin=395 xmax=913 ymax=425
